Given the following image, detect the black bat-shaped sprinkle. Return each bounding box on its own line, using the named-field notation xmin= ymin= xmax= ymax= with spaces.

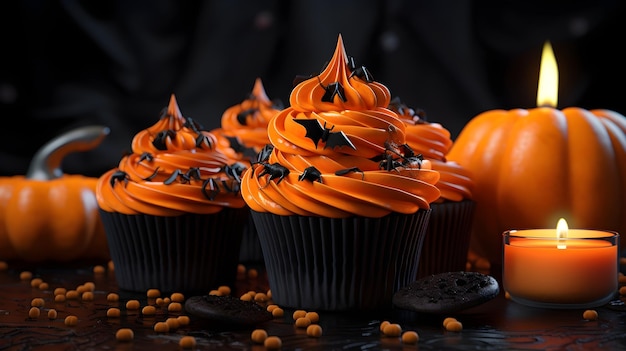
xmin=236 ymin=108 xmax=257 ymax=125
xmin=152 ymin=129 xmax=176 ymax=150
xmin=226 ymin=136 xmax=257 ymax=159
xmin=321 ymin=82 xmax=346 ymax=103
xmin=294 ymin=119 xmax=356 ymax=150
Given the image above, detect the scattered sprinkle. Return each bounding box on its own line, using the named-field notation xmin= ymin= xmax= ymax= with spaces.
xmin=31 ymin=298 xmax=45 ymax=307
xmin=264 ymin=336 xmax=282 ymax=350
xmin=583 ymin=310 xmax=599 ymax=321
xmin=64 ymin=315 xmax=79 ymax=326
xmin=47 ymin=309 xmax=57 ymax=319
xmin=107 ymin=308 xmax=121 ymax=318
xmin=306 ymin=324 xmax=323 ymax=337
xmin=126 ymin=300 xmax=140 ymax=310
xmin=295 ymin=316 xmax=312 ymax=328
xmin=251 ymin=329 xmax=268 ymax=344
xmin=401 ymin=330 xmax=419 ymax=344
xmin=154 ymin=321 xmax=169 ymax=333
xmin=382 ymin=323 xmax=402 ymax=337
xmin=179 ymin=336 xmax=196 ymax=349
xmin=115 ymin=328 xmax=134 ymax=341
xmin=28 ymin=307 xmax=41 ymax=319
xmin=20 ymin=271 xmax=33 ymax=281
xmin=147 ymin=289 xmax=161 ymax=298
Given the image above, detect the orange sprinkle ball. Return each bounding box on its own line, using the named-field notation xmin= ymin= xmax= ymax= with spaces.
xmin=76 ymin=285 xmax=88 ymax=294
xmin=93 ymin=265 xmax=106 ymax=274
xmin=271 ymin=307 xmax=284 ymax=318
xmin=28 ymin=307 xmax=41 ymax=319
xmin=155 ymin=298 xmax=167 ymax=306
xmin=166 ymin=317 xmax=180 ymax=330
xmin=248 ymin=269 xmax=259 ymax=279
xmin=107 ymin=308 xmax=121 ymax=318
xmin=177 ymin=315 xmax=190 ymax=326
xmin=217 ymin=286 xmax=231 ymax=296
xmin=402 ymin=331 xmax=419 ymax=344
xmin=47 ymin=309 xmax=57 ymax=320
xmin=154 ymin=322 xmax=170 ymax=333
xmin=54 ymin=294 xmax=66 ymax=303
xmin=147 ymin=289 xmax=161 ymax=298
xmin=171 ymin=292 xmax=185 ymax=302
xmin=254 ymin=292 xmax=268 ymax=302
xmin=237 ymin=264 xmax=246 ymax=275
xmin=107 ymin=293 xmax=120 ymax=302
xmin=142 ymin=305 xmax=157 ymax=316
xmin=240 ymin=293 xmax=253 ymax=301
xmin=442 ymin=317 xmax=457 ymax=328
xmin=305 ymin=312 xmax=320 ymax=323
xmin=108 ymin=260 xmax=115 ymax=271
xmin=379 ymin=321 xmax=390 ymax=332
xmin=20 ymin=271 xmax=33 ymax=281
xmin=168 ymin=302 xmax=183 ymax=312
xmin=53 ymin=287 xmax=67 ymax=296
xmin=209 ymin=289 xmax=224 ymax=296
xmin=266 ymin=289 xmax=272 ymax=299
xmin=115 ymin=328 xmax=134 ymax=342
xmin=619 ymin=286 xmax=626 ymax=296
xmin=82 ymin=291 xmax=94 ymax=301
xmin=583 ymin=310 xmax=599 ymax=321
xmin=30 ymin=278 xmax=43 ymax=288
xmin=126 ymin=300 xmax=140 ymax=310
xmin=31 ymin=298 xmax=45 ymax=307
xmin=38 ymin=282 xmax=49 ymax=290
xmin=446 ymin=320 xmax=463 ymax=332
xmin=64 ymin=315 xmax=79 ymax=326
xmin=619 ymin=274 xmax=626 ymax=285
xmin=295 ymin=317 xmax=312 ymax=328
xmin=266 ymin=304 xmax=279 ymax=313
xmin=84 ymin=282 xmax=96 ymax=291
xmin=65 ymin=290 xmax=79 ymax=300
xmin=264 ymin=336 xmax=282 ymax=350
xmin=0 ymin=261 xmax=8 ymax=270
xmin=306 ymin=324 xmax=323 ymax=338
xmin=382 ymin=323 xmax=402 ymax=337
xmin=179 ymin=336 xmax=196 ymax=349
xmin=292 ymin=310 xmax=307 ymax=320
xmin=251 ymin=329 xmax=268 ymax=344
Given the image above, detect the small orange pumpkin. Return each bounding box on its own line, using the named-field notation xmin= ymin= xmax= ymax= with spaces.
xmin=0 ymin=126 xmax=110 ymax=262
xmin=447 ymin=107 xmax=626 ymax=265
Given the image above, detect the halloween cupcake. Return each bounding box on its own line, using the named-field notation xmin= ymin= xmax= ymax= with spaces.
xmin=241 ymin=35 xmax=440 ymax=311
xmin=96 ymin=95 xmax=248 ymax=294
xmin=211 ymin=78 xmax=283 ymax=263
xmin=389 ymin=98 xmax=475 ymax=278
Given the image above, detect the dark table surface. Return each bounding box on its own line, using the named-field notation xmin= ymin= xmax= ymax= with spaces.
xmin=1 ymin=260 xmax=625 ymax=351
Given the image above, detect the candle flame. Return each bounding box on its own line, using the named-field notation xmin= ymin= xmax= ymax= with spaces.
xmin=537 ymin=41 xmax=558 ymax=108
xmin=556 ymin=217 xmax=568 ymax=249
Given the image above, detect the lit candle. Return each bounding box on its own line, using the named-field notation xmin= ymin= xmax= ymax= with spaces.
xmin=447 ymin=42 xmax=626 ymax=268
xmin=503 ymin=218 xmax=619 ymax=308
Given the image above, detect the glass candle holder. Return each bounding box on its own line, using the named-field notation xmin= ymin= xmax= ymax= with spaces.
xmin=503 ymin=228 xmax=619 ymax=309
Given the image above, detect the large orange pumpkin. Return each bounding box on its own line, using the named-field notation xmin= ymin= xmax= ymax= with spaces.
xmin=0 ymin=126 xmax=110 ymax=262
xmin=447 ymin=107 xmax=626 ymax=266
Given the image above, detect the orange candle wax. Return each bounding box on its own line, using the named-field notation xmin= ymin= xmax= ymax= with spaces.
xmin=503 ymin=226 xmax=619 ymax=308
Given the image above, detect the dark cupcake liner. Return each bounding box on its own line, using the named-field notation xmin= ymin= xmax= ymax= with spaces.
xmin=416 ymin=199 xmax=475 ymax=278
xmin=100 ymin=208 xmax=246 ymax=294
xmin=251 ymin=209 xmax=431 ymax=311
xmin=238 ymin=213 xmax=264 ymax=263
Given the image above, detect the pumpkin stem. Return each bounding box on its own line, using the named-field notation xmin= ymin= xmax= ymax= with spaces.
xmin=26 ymin=125 xmax=110 ymax=180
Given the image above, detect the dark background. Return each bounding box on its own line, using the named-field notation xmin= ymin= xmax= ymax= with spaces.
xmin=2 ymin=0 xmax=625 ymax=177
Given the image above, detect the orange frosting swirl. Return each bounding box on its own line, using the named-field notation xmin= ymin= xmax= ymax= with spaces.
xmin=390 ymin=98 xmax=473 ymax=202
xmin=241 ymin=35 xmax=441 ymax=218
xmin=97 ymin=95 xmax=246 ymax=216
xmin=212 ymin=78 xmax=282 ymax=162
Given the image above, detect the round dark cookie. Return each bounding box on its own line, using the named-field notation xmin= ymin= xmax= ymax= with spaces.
xmin=185 ymin=294 xmax=273 ymax=326
xmin=393 ymin=271 xmax=500 ymax=314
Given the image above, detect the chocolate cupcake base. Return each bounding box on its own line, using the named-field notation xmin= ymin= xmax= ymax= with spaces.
xmin=100 ymin=208 xmax=246 ymax=294
xmin=251 ymin=209 xmax=431 ymax=311
xmin=417 ymin=199 xmax=475 ymax=278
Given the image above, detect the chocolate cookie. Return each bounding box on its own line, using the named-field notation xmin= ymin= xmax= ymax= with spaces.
xmin=184 ymin=295 xmax=273 ymax=326
xmin=392 ymin=271 xmax=499 ymax=314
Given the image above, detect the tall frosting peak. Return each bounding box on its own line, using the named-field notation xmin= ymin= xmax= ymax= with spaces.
xmin=250 ymin=77 xmax=270 ymax=102
xmin=290 ymin=35 xmax=391 ymax=112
